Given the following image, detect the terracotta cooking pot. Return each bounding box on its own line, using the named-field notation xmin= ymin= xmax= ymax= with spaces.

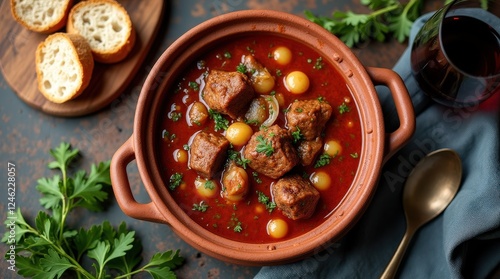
xmin=111 ymin=10 xmax=415 ymax=266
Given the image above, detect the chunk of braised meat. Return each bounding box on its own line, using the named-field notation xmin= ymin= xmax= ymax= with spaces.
xmin=202 ymin=69 xmax=255 ymax=119
xmin=296 ymin=137 xmax=323 ymax=166
xmin=189 ymin=131 xmax=230 ymax=178
xmin=243 ymin=125 xmax=298 ymax=179
xmin=221 ymin=162 xmax=249 ymax=202
xmin=286 ymin=99 xmax=333 ymax=140
xmin=272 ymin=174 xmax=320 ymax=220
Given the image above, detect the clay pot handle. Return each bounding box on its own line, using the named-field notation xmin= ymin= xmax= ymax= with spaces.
xmin=110 ymin=136 xmax=166 ymax=223
xmin=366 ymin=67 xmax=416 ymax=162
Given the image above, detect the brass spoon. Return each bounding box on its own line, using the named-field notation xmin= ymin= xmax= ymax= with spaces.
xmin=380 ymin=148 xmax=462 ymax=279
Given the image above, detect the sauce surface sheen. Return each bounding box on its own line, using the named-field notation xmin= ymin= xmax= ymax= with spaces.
xmin=158 ymin=35 xmax=362 ymax=243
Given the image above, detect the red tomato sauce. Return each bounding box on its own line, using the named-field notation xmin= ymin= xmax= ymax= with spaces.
xmin=157 ymin=34 xmax=361 ymax=243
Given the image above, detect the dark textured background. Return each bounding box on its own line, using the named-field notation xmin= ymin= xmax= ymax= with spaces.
xmin=0 ymin=0 xmax=447 ymax=278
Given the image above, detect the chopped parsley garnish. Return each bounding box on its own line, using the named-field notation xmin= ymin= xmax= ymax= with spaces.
xmin=255 ymin=135 xmax=274 ymax=157
xmin=169 ymin=172 xmax=183 ymax=190
xmin=314 ymin=153 xmax=332 ymax=168
xmin=252 ymin=172 xmax=262 ymax=184
xmin=204 ymin=180 xmax=215 ymax=190
xmin=183 ymin=144 xmax=190 ymax=151
xmin=234 ymin=222 xmax=243 ymax=233
xmin=228 ymin=149 xmax=251 ymax=169
xmin=291 ymin=127 xmax=304 ymax=144
xmin=239 ymin=157 xmax=251 ymax=169
xmin=162 ymin=129 xmax=176 ymax=141
xmin=208 ymin=109 xmax=229 ymax=131
xmin=339 ymin=102 xmax=350 ymax=114
xmin=224 ymin=51 xmax=232 ymax=58
xmin=169 ymin=111 xmax=182 ymax=122
xmin=313 ymin=57 xmax=325 ymax=70
xmin=188 ymin=81 xmax=199 ymax=91
xmin=236 ymin=63 xmax=247 ymax=73
xmin=245 ymin=119 xmax=261 ymax=126
xmin=256 ymin=191 xmax=276 ymax=212
xmin=230 ymin=213 xmax=244 ymax=233
xmin=192 ymin=201 xmax=209 ymax=212
xmin=350 ymin=152 xmax=359 ymax=159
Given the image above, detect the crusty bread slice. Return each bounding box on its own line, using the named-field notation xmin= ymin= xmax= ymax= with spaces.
xmin=36 ymin=33 xmax=94 ymax=104
xmin=67 ymin=0 xmax=136 ymax=64
xmin=10 ymin=0 xmax=74 ymax=33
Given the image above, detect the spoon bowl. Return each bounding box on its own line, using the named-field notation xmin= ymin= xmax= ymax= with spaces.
xmin=381 ymin=148 xmax=462 ymax=279
xmin=404 ymin=148 xmax=463 ymax=226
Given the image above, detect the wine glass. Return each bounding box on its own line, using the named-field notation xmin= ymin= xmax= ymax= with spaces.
xmin=411 ymin=0 xmax=500 ymax=108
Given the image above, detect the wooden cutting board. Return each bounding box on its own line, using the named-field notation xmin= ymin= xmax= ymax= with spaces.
xmin=0 ymin=0 xmax=164 ymax=117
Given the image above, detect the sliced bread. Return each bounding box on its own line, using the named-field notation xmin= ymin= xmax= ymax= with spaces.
xmin=35 ymin=33 xmax=94 ymax=104
xmin=67 ymin=0 xmax=136 ymax=63
xmin=10 ymin=0 xmax=74 ymax=33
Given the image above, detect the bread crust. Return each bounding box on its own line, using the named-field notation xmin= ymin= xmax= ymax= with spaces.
xmin=36 ymin=33 xmax=94 ymax=103
xmin=10 ymin=0 xmax=74 ymax=34
xmin=67 ymin=0 xmax=135 ymax=63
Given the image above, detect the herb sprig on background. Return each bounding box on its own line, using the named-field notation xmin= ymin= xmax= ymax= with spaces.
xmin=2 ymin=142 xmax=183 ymax=279
xmin=305 ymin=0 xmax=424 ymax=47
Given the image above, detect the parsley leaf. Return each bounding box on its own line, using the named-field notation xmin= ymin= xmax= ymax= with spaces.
xmin=252 ymin=172 xmax=262 ymax=184
xmin=236 ymin=63 xmax=247 ymax=73
xmin=255 ymin=135 xmax=274 ymax=157
xmin=40 ymin=249 xmax=74 ymax=279
xmin=169 ymin=111 xmax=182 ymax=122
xmin=339 ymin=102 xmax=351 ymax=114
xmin=305 ymin=0 xmax=423 ymax=47
xmin=47 ymin=142 xmax=79 ymax=171
xmin=291 ymin=127 xmax=304 ymax=144
xmin=169 ymin=172 xmax=184 ymax=190
xmin=144 ymin=250 xmax=184 ymax=276
xmin=1 ymin=142 xmax=184 ymax=279
xmin=227 ymin=149 xmax=251 ymax=169
xmin=188 ymin=81 xmax=199 ymax=91
xmin=208 ymin=109 xmax=229 ymax=131
xmin=193 ymin=201 xmax=209 ymax=212
xmin=88 ymin=231 xmax=135 ymax=277
xmin=234 ymin=223 xmax=243 ymax=233
xmin=314 ymin=153 xmax=332 ymax=168
xmin=256 ymin=191 xmax=276 ymax=212
xmin=204 ymin=180 xmax=215 ymax=190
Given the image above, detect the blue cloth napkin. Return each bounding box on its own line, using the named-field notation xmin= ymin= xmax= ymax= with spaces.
xmin=255 ymin=13 xmax=500 ymax=279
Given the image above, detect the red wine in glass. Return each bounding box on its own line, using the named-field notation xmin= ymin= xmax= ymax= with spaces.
xmin=411 ymin=0 xmax=500 ymax=108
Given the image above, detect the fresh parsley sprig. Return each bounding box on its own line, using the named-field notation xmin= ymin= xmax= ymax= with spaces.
xmin=208 ymin=109 xmax=229 ymax=131
xmin=305 ymin=0 xmax=424 ymax=47
xmin=255 ymin=135 xmax=274 ymax=157
xmin=2 ymin=142 xmax=184 ymax=279
xmin=314 ymin=153 xmax=332 ymax=168
xmin=256 ymin=191 xmax=276 ymax=213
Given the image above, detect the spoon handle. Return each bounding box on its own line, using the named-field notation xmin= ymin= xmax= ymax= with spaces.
xmin=380 ymin=226 xmax=416 ymax=279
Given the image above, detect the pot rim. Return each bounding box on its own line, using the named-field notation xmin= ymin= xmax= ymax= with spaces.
xmin=133 ymin=9 xmax=386 ymax=265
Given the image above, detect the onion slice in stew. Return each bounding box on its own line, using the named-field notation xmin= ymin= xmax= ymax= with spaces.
xmin=244 ymin=95 xmax=279 ymax=127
